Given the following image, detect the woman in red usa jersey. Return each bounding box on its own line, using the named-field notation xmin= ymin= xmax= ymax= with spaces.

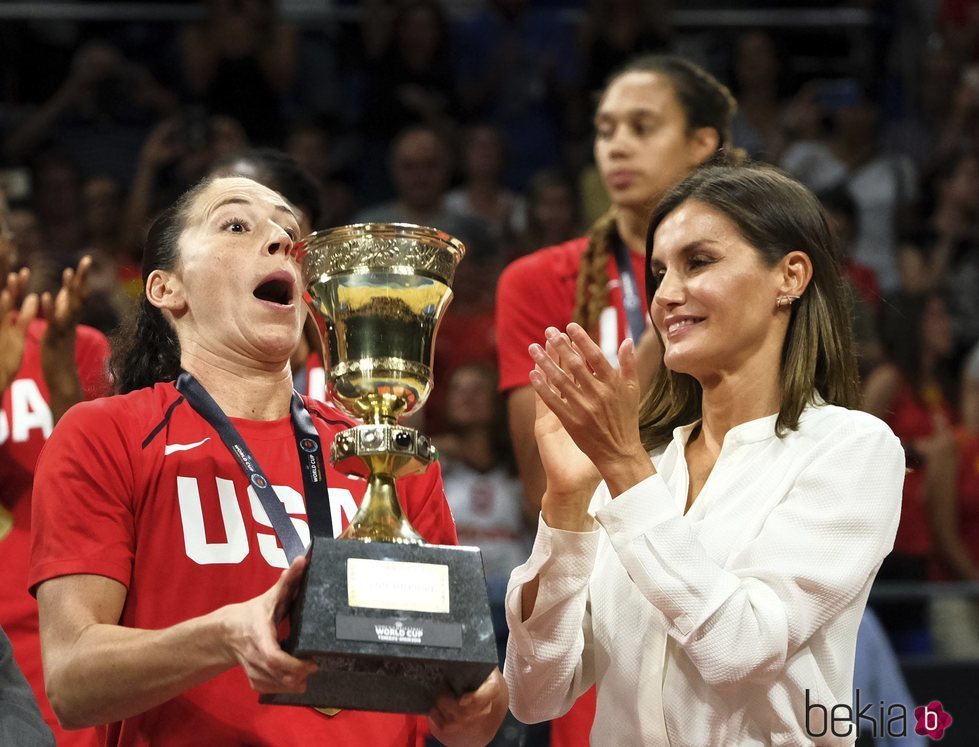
xmin=28 ymin=176 xmax=508 ymax=747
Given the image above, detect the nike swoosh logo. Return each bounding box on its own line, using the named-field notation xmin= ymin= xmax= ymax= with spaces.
xmin=164 ymin=438 xmax=211 ymax=455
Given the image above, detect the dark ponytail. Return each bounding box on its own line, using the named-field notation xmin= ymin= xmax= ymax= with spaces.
xmin=111 ymin=178 xmax=214 ymax=393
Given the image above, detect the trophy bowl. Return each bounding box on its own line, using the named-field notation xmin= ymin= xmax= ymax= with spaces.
xmin=262 ymin=223 xmax=498 ymax=714
xmin=301 ymin=223 xmax=464 ymax=543
xmin=305 ymin=222 xmax=464 ymax=423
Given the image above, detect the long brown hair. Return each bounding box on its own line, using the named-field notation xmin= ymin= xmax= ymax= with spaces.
xmin=573 ymin=55 xmax=741 ymax=332
xmin=638 ymin=164 xmax=861 ymax=451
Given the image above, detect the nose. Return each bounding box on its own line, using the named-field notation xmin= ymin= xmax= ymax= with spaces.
xmin=653 ymin=269 xmax=683 ymax=309
xmin=265 ymin=223 xmax=294 ymax=257
xmin=606 ymin=126 xmax=633 ymax=158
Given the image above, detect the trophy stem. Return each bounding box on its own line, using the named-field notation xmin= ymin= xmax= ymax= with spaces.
xmin=339 ymin=472 xmax=424 ymax=544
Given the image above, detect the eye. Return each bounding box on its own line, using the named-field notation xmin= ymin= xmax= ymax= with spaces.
xmin=649 ymin=266 xmax=665 ymax=293
xmin=221 ymin=217 xmax=250 ymax=234
xmin=688 ymin=255 xmax=713 ymax=270
xmin=595 ymin=121 xmax=615 ymax=140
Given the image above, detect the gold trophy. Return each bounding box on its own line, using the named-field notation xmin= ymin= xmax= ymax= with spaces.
xmin=262 ymin=224 xmax=497 ymax=714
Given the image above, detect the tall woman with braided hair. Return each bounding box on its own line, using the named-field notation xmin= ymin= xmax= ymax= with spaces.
xmin=497 ymin=54 xmax=741 ymax=520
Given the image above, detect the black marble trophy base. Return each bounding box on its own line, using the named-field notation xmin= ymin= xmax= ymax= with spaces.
xmin=261 ymin=536 xmax=498 ymax=714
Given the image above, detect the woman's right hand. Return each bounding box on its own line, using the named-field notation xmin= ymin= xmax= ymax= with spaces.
xmin=218 ymin=555 xmax=317 ymax=694
xmin=534 ymin=389 xmax=601 ymax=531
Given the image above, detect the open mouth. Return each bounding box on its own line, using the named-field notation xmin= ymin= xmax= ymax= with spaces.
xmin=253 ymin=273 xmax=295 ymax=306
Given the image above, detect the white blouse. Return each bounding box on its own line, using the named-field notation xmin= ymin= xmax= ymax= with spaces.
xmin=504 ymin=404 xmax=904 ymax=746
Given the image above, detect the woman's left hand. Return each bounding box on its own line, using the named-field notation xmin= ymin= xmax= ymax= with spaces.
xmin=529 ymin=323 xmax=654 ymax=496
xmin=427 ymin=668 xmax=508 ymax=746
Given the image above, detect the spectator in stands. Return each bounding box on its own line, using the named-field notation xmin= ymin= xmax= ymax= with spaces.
xmin=781 ymin=80 xmax=917 ymax=294
xmin=926 ymin=339 xmax=979 ymax=658
xmin=430 ymin=359 xmax=534 ymax=747
xmin=435 ymin=363 xmax=530 ymax=645
xmin=577 ymin=0 xmax=673 ymax=99
xmin=29 ymin=153 xmax=85 ymax=258
xmin=124 ymin=111 xmax=249 ymax=247
xmin=1 ymin=185 xmax=110 ymax=746
xmin=457 ymin=0 xmax=580 ymax=188
xmin=77 ymin=175 xmax=137 ymax=334
xmin=853 ymin=608 xmax=927 ymax=746
xmin=517 ymin=169 xmax=581 ymax=260
xmin=178 ymin=0 xmax=297 ymax=145
xmin=445 ymin=123 xmax=527 ymax=255
xmin=3 ymin=41 xmax=176 ymax=185
xmin=285 ymin=119 xmax=357 ymax=228
xmin=864 ymin=292 xmax=958 ymax=652
xmin=884 ymin=36 xmax=959 ymax=174
xmin=362 ymin=0 xmax=461 ymax=143
xmin=728 ymin=30 xmax=792 ymax=163
xmin=818 ymin=186 xmax=883 ymax=377
xmin=357 ymin=125 xmax=496 ymax=259
xmin=898 ymin=149 xmax=979 ymax=360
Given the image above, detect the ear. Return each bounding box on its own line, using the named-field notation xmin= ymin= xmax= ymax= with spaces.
xmin=145 ymin=268 xmax=186 ymax=316
xmin=688 ymin=126 xmax=721 ymax=168
xmin=777 ymin=251 xmax=813 ymax=298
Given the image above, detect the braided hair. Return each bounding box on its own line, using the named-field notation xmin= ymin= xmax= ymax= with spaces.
xmin=572 ymin=55 xmax=741 ymax=332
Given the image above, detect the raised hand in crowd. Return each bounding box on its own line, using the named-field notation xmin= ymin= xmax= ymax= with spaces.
xmin=0 ymin=268 xmax=39 ymax=396
xmin=38 ymin=255 xmax=93 ymax=423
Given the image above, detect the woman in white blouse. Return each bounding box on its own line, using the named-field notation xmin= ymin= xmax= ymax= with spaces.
xmin=504 ymin=163 xmax=904 ymax=746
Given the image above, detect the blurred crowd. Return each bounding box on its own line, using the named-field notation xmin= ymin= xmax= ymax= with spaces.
xmin=2 ymin=0 xmax=979 ymax=679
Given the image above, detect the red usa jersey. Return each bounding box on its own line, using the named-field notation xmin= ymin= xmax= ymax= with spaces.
xmin=495 ymin=237 xmax=648 ymax=393
xmin=0 ymin=318 xmax=110 ymax=747
xmin=30 ymin=382 xmax=457 ymax=747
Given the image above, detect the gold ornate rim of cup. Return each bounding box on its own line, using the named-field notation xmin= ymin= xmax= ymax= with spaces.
xmin=299 ymin=223 xmax=466 ymax=287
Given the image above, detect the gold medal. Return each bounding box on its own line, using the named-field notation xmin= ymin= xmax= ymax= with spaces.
xmin=0 ymin=505 xmax=13 ymax=542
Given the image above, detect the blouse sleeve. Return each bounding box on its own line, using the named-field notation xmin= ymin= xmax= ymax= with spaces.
xmin=502 ymin=517 xmax=600 ymax=723
xmin=593 ymin=418 xmax=904 ymax=689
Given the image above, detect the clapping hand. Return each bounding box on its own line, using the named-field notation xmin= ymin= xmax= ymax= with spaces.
xmin=529 ymin=323 xmax=653 ymax=499
xmin=40 ymin=255 xmax=92 ymax=421
xmin=0 ymin=267 xmax=39 ymax=394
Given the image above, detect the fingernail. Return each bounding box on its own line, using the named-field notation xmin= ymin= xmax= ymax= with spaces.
xmin=545 ymin=326 xmax=558 ymax=339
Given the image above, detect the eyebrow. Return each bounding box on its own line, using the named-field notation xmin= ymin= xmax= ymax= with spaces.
xmin=207 ymin=196 xmax=300 ymax=225
xmin=595 ymin=107 xmax=661 ymax=122
xmin=650 ymin=239 xmax=718 ymax=268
